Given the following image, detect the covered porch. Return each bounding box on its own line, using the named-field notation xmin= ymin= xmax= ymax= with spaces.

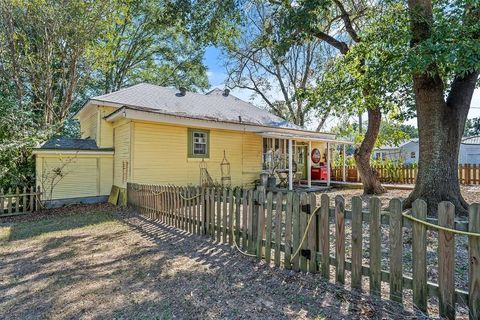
xmin=259 ymin=131 xmax=354 ymax=191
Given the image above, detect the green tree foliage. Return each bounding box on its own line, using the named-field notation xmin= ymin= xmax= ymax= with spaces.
xmin=464 ymin=118 xmax=480 ymax=137
xmin=0 ymin=0 xmax=240 ymax=188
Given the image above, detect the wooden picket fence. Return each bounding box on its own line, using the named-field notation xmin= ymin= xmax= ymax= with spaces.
xmin=0 ymin=186 xmax=41 ymax=216
xmin=127 ymin=183 xmax=480 ymax=319
xmin=332 ymin=163 xmax=480 ymax=185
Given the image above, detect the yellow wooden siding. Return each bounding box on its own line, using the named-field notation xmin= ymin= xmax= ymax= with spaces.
xmin=35 ymin=154 xmax=113 ymax=200
xmin=80 ymin=110 xmax=98 ymax=140
xmin=131 ymin=122 xmax=262 ymax=187
xmin=113 ymin=123 xmax=131 ymax=187
xmin=97 ymin=106 xmax=116 ymax=147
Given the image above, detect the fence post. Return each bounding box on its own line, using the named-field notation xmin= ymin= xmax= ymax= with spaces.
xmin=335 ymin=195 xmax=345 ymax=283
xmin=242 ymin=189 xmax=249 ymax=249
xmin=438 ymin=201 xmax=455 ymax=319
xmin=284 ymin=192 xmax=293 ymax=269
xmin=265 ymin=191 xmax=274 ymax=265
xmin=256 ymin=187 xmax=265 ymax=260
xmin=223 ymin=188 xmax=228 ymax=243
xmin=247 ymin=190 xmax=255 ymax=254
xmin=351 ymin=196 xmax=363 ymax=289
xmin=389 ymin=198 xmax=403 ymax=303
xmin=307 ymin=193 xmax=317 ymax=273
xmin=412 ymin=199 xmax=428 ymax=313
xmin=469 ymin=203 xmax=480 ymax=320
xmin=291 ymin=192 xmax=300 ymax=271
xmin=319 ymin=194 xmax=330 ymax=278
xmin=299 ymin=193 xmax=309 ymax=272
xmin=274 ymin=192 xmax=283 ymax=267
xmin=369 ymin=197 xmax=381 ymax=296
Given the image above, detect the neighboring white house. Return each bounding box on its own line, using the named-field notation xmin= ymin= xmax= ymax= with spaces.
xmin=373 ymin=136 xmax=480 ymax=165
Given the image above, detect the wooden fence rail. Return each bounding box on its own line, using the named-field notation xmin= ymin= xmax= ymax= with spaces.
xmin=0 ymin=186 xmax=41 ymax=216
xmin=332 ymin=163 xmax=480 ymax=185
xmin=127 ymin=183 xmax=480 ymax=319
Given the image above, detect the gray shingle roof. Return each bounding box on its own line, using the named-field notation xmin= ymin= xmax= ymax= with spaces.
xmin=91 ymin=83 xmax=302 ymax=130
xmin=462 ymin=136 xmax=480 ymax=145
xmin=40 ymin=138 xmax=113 ymax=151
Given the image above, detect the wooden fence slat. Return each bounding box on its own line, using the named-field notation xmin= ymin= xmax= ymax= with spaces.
xmin=247 ymin=190 xmax=255 ymax=254
xmin=205 ymin=187 xmax=210 ymax=235
xmin=265 ymin=192 xmax=274 ymax=265
xmin=216 ymin=187 xmax=222 ymax=242
xmin=15 ymin=187 xmax=19 ymax=213
xmin=320 ymin=194 xmax=330 ymax=278
xmin=7 ymin=188 xmax=12 ymax=214
xmin=274 ymin=192 xmax=283 ymax=267
xmin=242 ymin=190 xmax=248 ymax=249
xmin=222 ymin=188 xmax=228 ymax=243
xmin=292 ymin=192 xmax=301 ymax=271
xmin=412 ymin=199 xmax=428 ymax=313
xmin=211 ymin=188 xmax=217 ymax=240
xmin=299 ymin=192 xmax=308 ymax=273
xmin=351 ymin=196 xmax=363 ymax=289
xmin=284 ymin=192 xmax=293 ymax=269
xmin=335 ymin=195 xmax=345 ymax=283
xmin=228 ymin=188 xmax=234 ymax=245
xmin=0 ymin=188 xmax=3 ymax=215
xmin=369 ymin=197 xmax=381 ymax=296
xmin=389 ymin=198 xmax=403 ymax=303
xmin=438 ymin=201 xmax=455 ymax=319
xmin=469 ymin=203 xmax=480 ymax=320
xmin=22 ymin=187 xmax=27 ymax=213
xmin=307 ymin=193 xmax=317 ymax=273
xmin=235 ymin=188 xmax=242 ymax=245
xmin=256 ymin=189 xmax=265 ymax=259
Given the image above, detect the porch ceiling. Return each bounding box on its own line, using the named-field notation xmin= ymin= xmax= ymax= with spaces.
xmin=259 ymin=131 xmax=354 ymax=145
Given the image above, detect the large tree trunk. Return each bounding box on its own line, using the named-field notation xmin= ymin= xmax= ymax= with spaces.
xmin=405 ymin=0 xmax=479 ymax=216
xmin=354 ymin=108 xmax=386 ymax=194
xmin=404 ymin=72 xmax=477 ymax=216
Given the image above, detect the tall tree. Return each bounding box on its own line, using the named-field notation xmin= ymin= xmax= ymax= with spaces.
xmin=0 ymin=0 xmax=113 ymax=127
xmin=224 ymin=2 xmax=330 ymax=129
xmin=92 ymin=0 xmax=217 ymax=93
xmin=404 ymin=0 xmax=480 ymax=214
xmin=272 ymin=0 xmax=387 ymax=194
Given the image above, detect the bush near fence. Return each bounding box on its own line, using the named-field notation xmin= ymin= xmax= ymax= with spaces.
xmin=128 ymin=183 xmax=480 ymax=319
xmin=332 ymin=163 xmax=480 ymax=185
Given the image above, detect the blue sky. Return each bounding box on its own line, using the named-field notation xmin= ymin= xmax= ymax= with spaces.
xmin=203 ymin=45 xmax=480 ymax=129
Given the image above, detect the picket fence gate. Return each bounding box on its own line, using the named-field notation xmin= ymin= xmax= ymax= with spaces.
xmin=0 ymin=186 xmax=41 ymax=216
xmin=127 ymin=183 xmax=480 ymax=319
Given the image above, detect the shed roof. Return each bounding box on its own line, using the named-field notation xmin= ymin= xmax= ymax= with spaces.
xmin=90 ymin=83 xmax=302 ymax=130
xmin=39 ymin=138 xmax=114 ymax=151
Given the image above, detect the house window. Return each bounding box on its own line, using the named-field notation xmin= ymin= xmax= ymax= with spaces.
xmin=411 ymin=151 xmax=416 ymax=159
xmin=188 ymin=128 xmax=209 ymax=158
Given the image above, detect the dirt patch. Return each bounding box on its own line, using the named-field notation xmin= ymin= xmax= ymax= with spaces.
xmin=0 ymin=206 xmax=427 ymax=319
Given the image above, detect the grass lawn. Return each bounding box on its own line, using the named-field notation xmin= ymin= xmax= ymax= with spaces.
xmin=0 ymin=204 xmax=423 ymax=319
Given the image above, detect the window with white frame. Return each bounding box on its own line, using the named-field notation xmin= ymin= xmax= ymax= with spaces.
xmin=188 ymin=128 xmax=209 ymax=158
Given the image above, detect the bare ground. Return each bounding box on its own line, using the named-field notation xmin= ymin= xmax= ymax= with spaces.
xmin=0 ymin=204 xmax=430 ymax=320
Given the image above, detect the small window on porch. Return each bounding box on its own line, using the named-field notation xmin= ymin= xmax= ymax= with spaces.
xmin=188 ymin=128 xmax=209 ymax=158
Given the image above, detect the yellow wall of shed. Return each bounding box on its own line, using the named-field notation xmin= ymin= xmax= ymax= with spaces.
xmin=113 ymin=122 xmax=131 ymax=188
xmin=35 ymin=153 xmax=113 ymax=200
xmin=78 ymin=105 xmax=116 ymax=148
xmin=130 ymin=121 xmax=262 ymax=187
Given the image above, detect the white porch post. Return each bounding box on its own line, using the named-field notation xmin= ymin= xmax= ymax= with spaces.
xmin=326 ymin=142 xmax=331 ymax=187
xmin=288 ymin=139 xmax=293 ymax=191
xmin=342 ymin=144 xmax=346 ymax=182
xmin=307 ymin=141 xmax=312 ymax=188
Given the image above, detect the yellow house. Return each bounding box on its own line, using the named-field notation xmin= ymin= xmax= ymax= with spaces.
xmin=34 ymin=83 xmax=351 ymax=206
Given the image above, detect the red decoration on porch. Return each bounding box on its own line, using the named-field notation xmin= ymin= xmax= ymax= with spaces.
xmin=311 ymin=148 xmax=321 ymax=164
